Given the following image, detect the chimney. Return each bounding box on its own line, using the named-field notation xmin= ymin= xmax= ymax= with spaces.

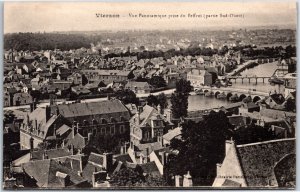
xmin=79 ymin=155 xmax=83 ymax=172
xmin=225 ymin=138 xmax=235 ymax=156
xmin=30 ymin=137 xmax=34 ymax=150
xmin=43 ymin=151 xmax=48 ymax=160
xmin=138 ymin=106 xmax=143 ymax=114
xmin=216 ymin=163 xmax=222 ymax=177
xmin=30 ymin=103 xmax=34 ymax=113
xmin=45 ymin=105 xmax=51 ymax=122
xmin=159 ymin=151 xmax=166 ymax=165
xmin=157 ymin=104 xmax=162 ymax=114
xmin=71 ymin=125 xmax=75 ymax=139
xmin=183 ymin=171 xmax=193 ymax=187
xmin=56 ymin=171 xmax=70 ymax=187
xmin=35 ymin=119 xmax=38 ymax=130
xmin=175 ymin=175 xmax=183 ymax=187
xmin=103 ymin=153 xmax=113 ymax=172
xmin=88 ymin=132 xmax=93 ymax=141
xmin=158 ymin=136 xmax=164 ymax=147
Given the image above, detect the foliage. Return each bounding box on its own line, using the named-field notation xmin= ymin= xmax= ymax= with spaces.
xmin=3 ymin=111 xmax=16 ymax=124
xmin=115 ymin=89 xmax=139 ymax=105
xmin=4 ymin=33 xmax=98 ymax=51
xmin=110 ymin=167 xmax=145 ymax=187
xmin=170 ymin=79 xmax=192 ymax=119
xmin=233 ymin=124 xmax=277 ymax=145
xmin=284 ymin=98 xmax=296 ymax=112
xmin=170 ymin=93 xmax=188 ymax=119
xmin=157 ymin=93 xmax=168 ymax=114
xmin=148 ymin=76 xmax=166 ymax=88
xmin=146 ymin=94 xmax=159 ymax=107
xmin=165 ymin=111 xmax=233 ymax=185
xmin=110 ymin=167 xmax=168 ymax=187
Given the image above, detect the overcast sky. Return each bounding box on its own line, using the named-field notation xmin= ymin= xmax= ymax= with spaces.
xmin=4 ymin=2 xmax=297 ymax=33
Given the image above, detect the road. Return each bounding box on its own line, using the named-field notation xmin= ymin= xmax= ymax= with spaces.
xmin=226 ymin=59 xmax=258 ymax=76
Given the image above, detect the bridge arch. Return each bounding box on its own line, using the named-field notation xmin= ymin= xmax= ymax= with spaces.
xmin=226 ymin=93 xmax=232 ymax=101
xmin=239 ymin=94 xmax=247 ymax=101
xmin=203 ymin=89 xmax=209 ymax=93
xmin=253 ymin=96 xmax=262 ymax=103
xmin=215 ymin=91 xmax=220 ymax=98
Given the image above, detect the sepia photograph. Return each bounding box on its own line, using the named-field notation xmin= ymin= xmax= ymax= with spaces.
xmin=2 ymin=1 xmax=297 ymax=189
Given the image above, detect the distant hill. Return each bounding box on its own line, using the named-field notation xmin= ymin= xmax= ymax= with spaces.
xmin=4 ymin=33 xmax=103 ymax=51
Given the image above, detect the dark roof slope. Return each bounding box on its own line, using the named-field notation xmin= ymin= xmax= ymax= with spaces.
xmin=55 ymin=99 xmax=130 ymax=118
xmin=236 ymin=138 xmax=295 ymax=187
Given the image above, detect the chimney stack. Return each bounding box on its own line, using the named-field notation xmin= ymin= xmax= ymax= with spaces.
xmin=225 ymin=138 xmax=235 ymax=156
xmin=183 ymin=171 xmax=193 ymax=187
xmin=103 ymin=153 xmax=113 ymax=172
xmin=88 ymin=132 xmax=93 ymax=141
xmin=159 ymin=151 xmax=167 ymax=165
xmin=175 ymin=175 xmax=183 ymax=187
xmin=45 ymin=105 xmax=51 ymax=122
xmin=216 ymin=163 xmax=222 ymax=177
xmin=56 ymin=171 xmax=70 ymax=187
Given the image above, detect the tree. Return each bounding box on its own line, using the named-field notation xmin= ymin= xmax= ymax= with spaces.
xmin=170 ymin=79 xmax=192 ymax=119
xmin=285 ymin=97 xmax=296 ymax=112
xmin=115 ymin=89 xmax=139 ymax=105
xmin=110 ymin=167 xmax=168 ymax=187
xmin=148 ymin=76 xmax=166 ymax=88
xmin=165 ymin=111 xmax=233 ymax=186
xmin=157 ymin=93 xmax=168 ymax=114
xmin=233 ymin=124 xmax=277 ymax=145
xmin=146 ymin=94 xmax=159 ymax=107
xmin=110 ymin=167 xmax=145 ymax=187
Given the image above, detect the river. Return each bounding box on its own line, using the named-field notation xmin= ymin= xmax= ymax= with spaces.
xmin=186 ymin=61 xmax=283 ymax=111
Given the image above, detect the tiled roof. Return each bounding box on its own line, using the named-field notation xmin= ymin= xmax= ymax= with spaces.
xmin=56 ymin=124 xmax=71 ymax=136
xmin=55 ymin=99 xmax=129 ymax=118
xmin=31 ymin=148 xmax=72 ymax=160
xmin=236 ymin=138 xmax=295 ymax=186
xmin=113 ymin=154 xmax=133 ymax=164
xmin=163 ymin=127 xmax=182 ymax=141
xmin=22 ymin=159 xmax=87 ymax=188
xmin=88 ymin=152 xmax=104 ymax=166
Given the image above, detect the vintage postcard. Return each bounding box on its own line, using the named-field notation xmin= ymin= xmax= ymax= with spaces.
xmin=2 ymin=1 xmax=296 ymax=190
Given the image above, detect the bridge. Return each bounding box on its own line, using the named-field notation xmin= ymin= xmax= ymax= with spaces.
xmin=194 ymin=86 xmax=269 ymax=102
xmin=227 ymin=76 xmax=271 ymax=83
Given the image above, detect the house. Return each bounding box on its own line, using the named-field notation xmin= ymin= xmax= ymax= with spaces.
xmin=239 ymin=102 xmax=260 ymax=113
xmin=67 ymin=73 xmax=87 ymax=86
xmin=82 ymin=70 xmax=130 ymax=85
xmin=71 ymin=86 xmax=91 ymax=96
xmin=13 ymin=93 xmax=33 ymax=106
xmin=213 ymin=138 xmax=295 ymax=188
xmin=162 ymin=127 xmax=182 ymax=146
xmin=17 ymin=158 xmax=90 ymax=188
xmin=20 ymin=99 xmax=131 ymax=151
xmin=125 ymin=81 xmax=152 ymax=94
xmin=264 ymin=93 xmax=285 ymax=110
xmin=187 ymin=69 xmax=212 ymax=87
xmin=22 ymin=63 xmax=35 ymax=74
xmin=149 ymin=147 xmax=171 ymax=175
xmin=282 ymin=73 xmax=296 ymax=97
xmin=130 ymin=105 xmax=172 ymax=147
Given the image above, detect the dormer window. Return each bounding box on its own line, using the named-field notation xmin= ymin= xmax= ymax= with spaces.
xmin=101 ymin=118 xmax=107 ymax=124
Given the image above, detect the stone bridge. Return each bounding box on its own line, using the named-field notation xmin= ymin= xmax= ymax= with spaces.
xmin=194 ymin=86 xmax=269 ymax=102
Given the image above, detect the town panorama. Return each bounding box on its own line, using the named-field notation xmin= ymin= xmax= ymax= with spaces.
xmin=3 ymin=14 xmax=296 ymax=190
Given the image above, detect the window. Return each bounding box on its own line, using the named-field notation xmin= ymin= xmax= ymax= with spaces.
xmin=101 ymin=127 xmax=106 ymax=135
xmin=120 ymin=125 xmax=125 ymax=133
xmin=110 ymin=126 xmax=115 ymax=135
xmin=93 ymin=129 xmax=97 ymax=135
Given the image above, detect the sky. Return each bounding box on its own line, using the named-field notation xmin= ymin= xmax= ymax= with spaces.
xmin=4 ymin=2 xmax=297 ymax=33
